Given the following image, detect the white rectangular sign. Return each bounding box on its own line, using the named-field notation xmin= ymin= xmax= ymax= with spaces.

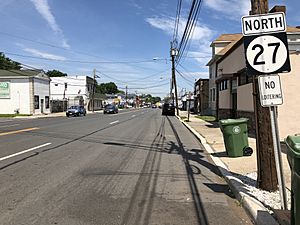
xmin=258 ymin=75 xmax=283 ymax=107
xmin=0 ymin=82 xmax=10 ymax=99
xmin=242 ymin=12 xmax=286 ymax=36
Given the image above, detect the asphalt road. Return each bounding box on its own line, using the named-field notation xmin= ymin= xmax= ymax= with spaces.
xmin=0 ymin=109 xmax=253 ymax=225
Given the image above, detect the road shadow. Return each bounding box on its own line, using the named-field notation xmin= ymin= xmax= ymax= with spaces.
xmin=165 ymin=117 xmax=277 ymax=222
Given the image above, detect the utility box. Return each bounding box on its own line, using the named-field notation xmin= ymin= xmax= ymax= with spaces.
xmin=285 ymin=134 xmax=300 ymax=225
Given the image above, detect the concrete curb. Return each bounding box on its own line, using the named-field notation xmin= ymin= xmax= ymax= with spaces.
xmin=176 ymin=115 xmax=279 ymax=225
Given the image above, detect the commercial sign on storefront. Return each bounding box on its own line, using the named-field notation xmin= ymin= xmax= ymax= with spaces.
xmin=0 ymin=82 xmax=10 ymax=98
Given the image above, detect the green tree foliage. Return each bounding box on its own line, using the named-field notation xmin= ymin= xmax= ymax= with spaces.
xmin=140 ymin=94 xmax=161 ymax=103
xmin=96 ymin=82 xmax=123 ymax=94
xmin=46 ymin=69 xmax=67 ymax=77
xmin=0 ymin=52 xmax=21 ymax=70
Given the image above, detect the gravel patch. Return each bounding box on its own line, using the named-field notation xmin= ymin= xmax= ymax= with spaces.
xmin=236 ymin=172 xmax=291 ymax=211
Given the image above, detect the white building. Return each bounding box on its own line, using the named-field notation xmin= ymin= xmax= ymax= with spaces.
xmin=0 ymin=69 xmax=50 ymax=115
xmin=50 ymin=76 xmax=104 ymax=111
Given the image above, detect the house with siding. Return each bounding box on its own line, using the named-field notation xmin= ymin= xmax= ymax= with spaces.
xmin=194 ymin=78 xmax=209 ymax=115
xmin=50 ymin=76 xmax=106 ymax=111
xmin=0 ymin=69 xmax=50 ymax=115
xmin=206 ymin=34 xmax=242 ymax=116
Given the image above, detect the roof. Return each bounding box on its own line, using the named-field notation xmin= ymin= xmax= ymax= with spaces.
xmin=207 ymin=34 xmax=242 ymax=66
xmin=287 ymin=26 xmax=300 ymax=33
xmin=217 ymin=34 xmax=243 ymax=56
xmin=0 ymin=69 xmax=49 ymax=80
xmin=212 ymin=33 xmax=242 ymax=44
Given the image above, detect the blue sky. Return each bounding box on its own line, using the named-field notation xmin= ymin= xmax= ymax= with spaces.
xmin=0 ymin=0 xmax=299 ymax=97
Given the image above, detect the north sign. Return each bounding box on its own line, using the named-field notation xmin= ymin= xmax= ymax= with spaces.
xmin=242 ymin=12 xmax=290 ymax=76
xmin=242 ymin=12 xmax=286 ymax=36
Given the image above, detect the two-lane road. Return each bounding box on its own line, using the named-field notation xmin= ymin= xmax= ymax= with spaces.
xmin=0 ymin=109 xmax=252 ymax=225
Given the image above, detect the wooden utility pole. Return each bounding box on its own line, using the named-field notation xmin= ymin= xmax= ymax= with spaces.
xmin=170 ymin=44 xmax=179 ymax=116
xmin=92 ymin=68 xmax=96 ymax=112
xmin=125 ymin=85 xmax=128 ymax=105
xmin=250 ymin=0 xmax=278 ymax=191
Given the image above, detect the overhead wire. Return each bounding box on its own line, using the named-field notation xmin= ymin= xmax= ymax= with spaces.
xmin=179 ymin=0 xmax=204 ymax=63
xmin=176 ymin=0 xmax=203 ymax=64
xmin=119 ymin=81 xmax=170 ymax=90
xmin=176 ymin=68 xmax=195 ymax=87
xmin=172 ymin=0 xmax=183 ymax=48
xmin=4 ymin=52 xmax=164 ymax=64
xmin=0 ymin=31 xmax=102 ymax=59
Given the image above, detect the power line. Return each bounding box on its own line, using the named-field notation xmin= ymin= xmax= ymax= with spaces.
xmin=173 ymin=0 xmax=183 ymax=47
xmin=176 ymin=69 xmax=195 ymax=87
xmin=119 ymin=81 xmax=170 ymax=90
xmin=0 ymin=31 xmax=104 ymax=59
xmin=175 ymin=0 xmax=203 ymax=64
xmin=4 ymin=52 xmax=167 ymax=64
xmin=177 ymin=63 xmax=203 ymax=79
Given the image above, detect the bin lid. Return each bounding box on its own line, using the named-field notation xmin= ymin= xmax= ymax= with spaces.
xmin=285 ymin=135 xmax=300 ymax=156
xmin=219 ymin=118 xmax=249 ymax=126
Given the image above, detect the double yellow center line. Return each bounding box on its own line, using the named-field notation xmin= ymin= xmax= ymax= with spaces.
xmin=0 ymin=127 xmax=39 ymax=136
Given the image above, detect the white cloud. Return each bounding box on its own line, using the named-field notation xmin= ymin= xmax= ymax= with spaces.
xmin=30 ymin=0 xmax=70 ymax=48
xmin=146 ymin=16 xmax=214 ymax=69
xmin=204 ymin=0 xmax=250 ymax=20
xmin=146 ymin=16 xmax=214 ymax=43
xmin=23 ymin=48 xmax=66 ymax=61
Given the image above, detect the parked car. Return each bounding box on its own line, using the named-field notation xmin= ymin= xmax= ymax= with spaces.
xmin=104 ymin=104 xmax=118 ymax=114
xmin=66 ymin=105 xmax=86 ymax=117
xmin=162 ymin=103 xmax=175 ymax=116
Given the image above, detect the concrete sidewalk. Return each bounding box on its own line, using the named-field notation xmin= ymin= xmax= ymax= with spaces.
xmin=177 ymin=110 xmax=291 ymax=225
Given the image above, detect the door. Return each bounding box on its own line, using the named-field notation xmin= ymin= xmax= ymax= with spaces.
xmin=41 ymin=99 xmax=44 ymax=114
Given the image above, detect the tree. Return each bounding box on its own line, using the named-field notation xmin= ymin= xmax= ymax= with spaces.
xmin=0 ymin=52 xmax=21 ymax=70
xmin=46 ymin=70 xmax=67 ymax=77
xmin=96 ymin=82 xmax=123 ymax=94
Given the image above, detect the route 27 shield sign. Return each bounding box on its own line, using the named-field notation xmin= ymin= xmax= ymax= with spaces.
xmin=242 ymin=12 xmax=291 ymax=76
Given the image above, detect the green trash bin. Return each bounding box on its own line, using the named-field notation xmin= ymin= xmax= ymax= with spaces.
xmin=219 ymin=118 xmax=252 ymax=157
xmin=285 ymin=135 xmax=300 ymax=225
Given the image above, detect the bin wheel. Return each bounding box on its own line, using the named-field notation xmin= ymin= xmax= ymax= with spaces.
xmin=243 ymin=147 xmax=253 ymax=156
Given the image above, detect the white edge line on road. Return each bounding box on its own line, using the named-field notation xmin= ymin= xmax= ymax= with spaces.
xmin=0 ymin=120 xmax=14 ymax=123
xmin=0 ymin=143 xmax=52 ymax=161
xmin=109 ymin=120 xmax=119 ymax=125
xmin=131 ymin=115 xmax=136 ymax=117
xmin=0 ymin=124 xmax=20 ymax=128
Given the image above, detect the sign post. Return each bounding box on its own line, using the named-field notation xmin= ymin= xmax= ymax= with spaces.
xmin=258 ymin=75 xmax=287 ymax=209
xmin=242 ymin=12 xmax=290 ymax=209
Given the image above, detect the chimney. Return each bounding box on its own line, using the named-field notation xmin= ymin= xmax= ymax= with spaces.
xmin=269 ymin=5 xmax=286 ymax=14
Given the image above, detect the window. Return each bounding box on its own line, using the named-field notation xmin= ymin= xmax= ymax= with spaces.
xmin=209 ymin=67 xmax=213 ymax=79
xmin=34 ymin=95 xmax=39 ymax=109
xmin=212 ymin=88 xmax=216 ymax=101
xmin=45 ymin=96 xmax=49 ymax=109
xmin=238 ymin=70 xmax=253 ymax=86
xmin=219 ymin=80 xmax=228 ymax=91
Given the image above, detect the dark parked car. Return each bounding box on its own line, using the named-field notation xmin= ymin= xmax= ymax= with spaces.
xmin=104 ymin=104 xmax=118 ymax=114
xmin=66 ymin=105 xmax=86 ymax=117
xmin=162 ymin=103 xmax=175 ymax=116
